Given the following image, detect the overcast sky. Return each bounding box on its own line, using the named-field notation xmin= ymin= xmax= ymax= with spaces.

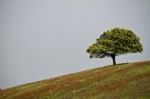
xmin=0 ymin=0 xmax=150 ymax=89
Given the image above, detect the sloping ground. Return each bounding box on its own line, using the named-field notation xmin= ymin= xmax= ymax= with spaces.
xmin=0 ymin=60 xmax=150 ymax=99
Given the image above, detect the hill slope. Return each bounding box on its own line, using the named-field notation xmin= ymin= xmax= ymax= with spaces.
xmin=1 ymin=60 xmax=150 ymax=99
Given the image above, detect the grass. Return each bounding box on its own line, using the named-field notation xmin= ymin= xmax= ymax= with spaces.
xmin=0 ymin=60 xmax=150 ymax=99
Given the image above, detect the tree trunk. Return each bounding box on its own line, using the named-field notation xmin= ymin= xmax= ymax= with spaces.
xmin=111 ymin=55 xmax=116 ymax=65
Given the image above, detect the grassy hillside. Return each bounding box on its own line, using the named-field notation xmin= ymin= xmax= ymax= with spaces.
xmin=1 ymin=60 xmax=150 ymax=99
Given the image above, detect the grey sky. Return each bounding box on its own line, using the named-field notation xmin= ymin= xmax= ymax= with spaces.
xmin=0 ymin=0 xmax=150 ymax=89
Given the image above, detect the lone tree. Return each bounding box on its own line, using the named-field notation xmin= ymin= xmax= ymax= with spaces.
xmin=87 ymin=27 xmax=143 ymax=65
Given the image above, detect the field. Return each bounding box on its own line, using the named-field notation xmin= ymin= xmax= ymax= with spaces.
xmin=0 ymin=60 xmax=150 ymax=99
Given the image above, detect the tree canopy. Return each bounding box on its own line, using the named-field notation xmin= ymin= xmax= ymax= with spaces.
xmin=87 ymin=27 xmax=143 ymax=65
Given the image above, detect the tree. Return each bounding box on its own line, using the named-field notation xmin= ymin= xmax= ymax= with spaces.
xmin=86 ymin=27 xmax=143 ymax=65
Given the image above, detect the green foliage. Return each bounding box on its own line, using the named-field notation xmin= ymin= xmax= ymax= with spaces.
xmin=87 ymin=27 xmax=143 ymax=64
